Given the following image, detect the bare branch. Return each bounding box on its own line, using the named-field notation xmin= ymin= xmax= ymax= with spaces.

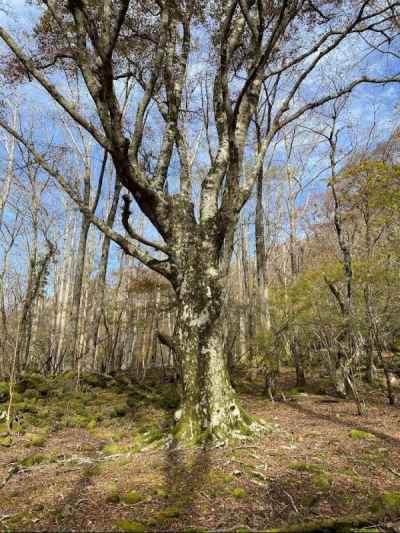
xmin=121 ymin=194 xmax=169 ymax=254
xmin=0 ymin=27 xmax=111 ymax=151
xmin=0 ymin=118 xmax=171 ymax=277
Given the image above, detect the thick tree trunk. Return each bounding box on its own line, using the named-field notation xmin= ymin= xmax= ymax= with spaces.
xmin=163 ymin=215 xmax=262 ymax=444
xmin=173 ymin=282 xmax=256 ymax=443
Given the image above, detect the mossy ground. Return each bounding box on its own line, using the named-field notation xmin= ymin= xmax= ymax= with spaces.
xmin=0 ymin=369 xmax=400 ymax=531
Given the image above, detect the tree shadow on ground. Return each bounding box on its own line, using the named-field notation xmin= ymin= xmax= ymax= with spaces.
xmin=160 ymin=443 xmax=211 ymax=529
xmin=45 ymin=462 xmax=98 ymax=531
xmin=285 ymin=400 xmax=400 ymax=448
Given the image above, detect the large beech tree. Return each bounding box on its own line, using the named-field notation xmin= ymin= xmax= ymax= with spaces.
xmin=0 ymin=0 xmax=399 ymax=442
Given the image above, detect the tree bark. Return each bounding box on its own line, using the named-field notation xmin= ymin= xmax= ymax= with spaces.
xmin=160 ymin=207 xmax=260 ymax=443
xmin=71 ymin=149 xmax=107 ymax=368
xmin=292 ymin=340 xmax=306 ymax=387
xmin=71 ymin=215 xmax=90 ymax=368
xmin=241 ymin=222 xmax=255 ymax=365
xmin=255 ymin=166 xmax=270 ymax=332
xmin=88 ymin=176 xmax=121 ymax=368
xmin=172 ymin=262 xmax=254 ymax=443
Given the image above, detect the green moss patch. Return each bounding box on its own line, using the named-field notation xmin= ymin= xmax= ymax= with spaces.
xmin=102 ymin=442 xmax=130 ymax=456
xmin=158 ymin=385 xmax=180 ymax=410
xmin=121 ymin=490 xmax=144 ymax=505
xmin=155 ymin=487 xmax=168 ymax=498
xmin=288 ymin=461 xmax=323 ymax=473
xmin=21 ymin=453 xmax=47 ymax=466
xmin=208 ymin=469 xmax=234 ymax=487
xmin=111 ymin=431 xmax=127 ymax=442
xmin=24 ymin=388 xmax=40 ymax=400
xmin=81 ymin=373 xmax=110 ymax=389
xmin=286 ymin=387 xmax=305 ymax=396
xmin=301 ymin=494 xmax=319 ymax=507
xmin=0 ymin=435 xmax=12 ymax=447
xmin=132 ymin=424 xmax=164 ymax=449
xmin=63 ymin=414 xmax=89 ymax=428
xmin=20 ymin=448 xmax=64 ymax=467
xmin=14 ymin=401 xmax=38 ymax=414
xmin=349 ymin=429 xmax=377 ymax=441
xmin=105 ymin=491 xmax=120 ymax=504
xmin=313 ymin=472 xmax=331 ymax=491
xmin=228 ymin=487 xmax=247 ymax=500
xmin=0 ymin=381 xmax=9 ymax=402
xmin=25 ymin=431 xmax=47 ymax=447
xmin=380 ymin=491 xmax=400 ymax=512
xmin=156 ymin=506 xmax=180 ymax=520
xmin=15 ymin=373 xmax=52 ymax=396
xmin=86 ymin=418 xmax=97 ymax=430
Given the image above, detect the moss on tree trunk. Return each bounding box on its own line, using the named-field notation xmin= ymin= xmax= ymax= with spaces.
xmin=169 ymin=230 xmax=265 ymax=445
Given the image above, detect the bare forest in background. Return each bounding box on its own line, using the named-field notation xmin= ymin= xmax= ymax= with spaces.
xmin=1 ymin=122 xmax=399 ymax=407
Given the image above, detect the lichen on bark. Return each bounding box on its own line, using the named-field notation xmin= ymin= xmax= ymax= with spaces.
xmin=164 ymin=219 xmax=267 ymax=445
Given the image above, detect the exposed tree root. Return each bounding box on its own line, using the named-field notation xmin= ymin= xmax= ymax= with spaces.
xmin=171 ymin=399 xmax=272 ymax=447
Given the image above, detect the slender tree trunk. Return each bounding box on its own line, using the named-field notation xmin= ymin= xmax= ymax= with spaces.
xmin=241 ymin=223 xmax=256 ymax=376
xmin=255 ymin=166 xmax=270 ymax=332
xmin=0 ymin=228 xmax=19 ymax=376
xmin=18 ymin=235 xmax=54 ymax=371
xmin=292 ymin=339 xmax=306 ymax=387
xmin=286 ymin=166 xmax=306 ymax=386
xmin=71 ymin=149 xmax=107 ymax=368
xmin=365 ymin=328 xmax=377 ymax=384
xmin=375 ymin=337 xmax=395 ymax=405
xmin=88 ymin=176 xmax=121 ymax=367
xmin=17 ymin=213 xmax=38 ymax=371
xmin=16 ymin=267 xmax=34 ymax=371
xmin=0 ymin=106 xmax=17 ymax=232
xmin=55 ymin=208 xmax=75 ymax=372
xmin=363 ymin=209 xmax=377 ymax=384
xmin=71 ymin=216 xmax=90 ymax=368
xmin=327 ymin=118 xmax=363 ymax=414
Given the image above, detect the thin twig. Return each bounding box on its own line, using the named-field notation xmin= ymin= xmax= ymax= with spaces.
xmin=283 ymin=489 xmax=299 ymax=513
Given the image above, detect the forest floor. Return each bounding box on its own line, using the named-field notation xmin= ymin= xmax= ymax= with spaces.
xmin=0 ymin=369 xmax=400 ymax=532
